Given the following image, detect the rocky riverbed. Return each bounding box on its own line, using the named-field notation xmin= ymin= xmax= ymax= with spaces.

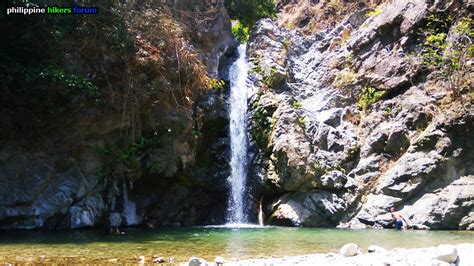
xmin=221 ymin=243 xmax=474 ymax=266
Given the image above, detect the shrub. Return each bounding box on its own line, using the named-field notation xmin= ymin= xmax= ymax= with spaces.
xmin=231 ymin=21 xmax=250 ymax=43
xmin=297 ymin=115 xmax=307 ymax=128
xmin=226 ymin=0 xmax=276 ymax=29
xmin=420 ymin=15 xmax=473 ymax=96
xmin=366 ymin=7 xmax=382 ymax=17
xmin=251 ymin=98 xmax=274 ymax=150
xmin=357 ymin=87 xmax=385 ymax=111
xmin=292 ymin=100 xmax=302 ymax=109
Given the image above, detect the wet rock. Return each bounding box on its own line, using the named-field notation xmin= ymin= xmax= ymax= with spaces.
xmin=109 ymin=212 xmax=121 ymax=228
xmin=69 ymin=193 xmax=105 ymax=229
xmin=188 ymin=257 xmax=207 ymax=266
xmin=340 ymin=243 xmax=358 ymax=257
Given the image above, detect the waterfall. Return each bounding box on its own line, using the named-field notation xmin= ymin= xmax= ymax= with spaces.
xmin=258 ymin=196 xmax=264 ymax=226
xmin=122 ymin=180 xmax=138 ymax=226
xmin=226 ymin=44 xmax=250 ymax=224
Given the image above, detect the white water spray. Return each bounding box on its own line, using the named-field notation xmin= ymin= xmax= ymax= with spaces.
xmin=226 ymin=44 xmax=250 ymax=224
xmin=122 ymin=181 xmax=138 ymax=225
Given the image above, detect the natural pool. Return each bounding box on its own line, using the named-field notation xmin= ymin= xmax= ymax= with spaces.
xmin=0 ymin=226 xmax=473 ymax=264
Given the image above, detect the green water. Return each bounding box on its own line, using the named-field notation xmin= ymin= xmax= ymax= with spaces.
xmin=0 ymin=227 xmax=472 ymax=264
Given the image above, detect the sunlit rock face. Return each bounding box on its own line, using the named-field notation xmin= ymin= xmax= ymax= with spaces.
xmin=248 ymin=0 xmax=474 ymax=229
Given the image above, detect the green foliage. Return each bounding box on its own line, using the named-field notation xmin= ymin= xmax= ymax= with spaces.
xmin=251 ymin=100 xmax=274 ymax=151
xmin=357 ymin=87 xmax=385 ymax=111
xmin=312 ymin=162 xmax=322 ymax=175
xmin=99 ymin=132 xmax=165 ymax=180
xmin=209 ymin=79 xmax=226 ymax=91
xmin=226 ymin=0 xmax=276 ymax=30
xmin=35 ymin=66 xmax=99 ymax=96
xmin=292 ymin=100 xmax=302 ymax=109
xmin=282 ymin=38 xmax=291 ymax=49
xmin=383 ymin=106 xmax=393 ymax=117
xmin=346 ymin=145 xmax=360 ymax=162
xmin=0 ymin=4 xmax=133 ymax=138
xmin=366 ymin=7 xmax=382 ymax=17
xmin=263 ymin=66 xmax=282 ymax=88
xmin=420 ymin=14 xmax=473 ymax=95
xmin=232 ymin=21 xmax=250 ymax=43
xmin=250 ymin=64 xmax=263 ymax=75
xmin=297 ymin=115 xmax=307 ymax=128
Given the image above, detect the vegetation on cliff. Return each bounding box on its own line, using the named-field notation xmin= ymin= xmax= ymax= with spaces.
xmin=226 ymin=0 xmax=276 ymax=42
xmin=0 ymin=1 xmax=223 ymax=181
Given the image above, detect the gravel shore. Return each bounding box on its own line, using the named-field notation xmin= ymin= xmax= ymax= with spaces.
xmin=222 ymin=243 xmax=474 ymax=266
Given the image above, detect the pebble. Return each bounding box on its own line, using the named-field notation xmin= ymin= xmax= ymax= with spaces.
xmin=215 ymin=256 xmax=225 ymax=265
xmin=368 ymin=245 xmax=387 ymax=253
xmin=152 ymin=256 xmax=166 ymax=263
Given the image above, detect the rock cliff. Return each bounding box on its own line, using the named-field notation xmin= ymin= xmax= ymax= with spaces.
xmin=248 ymin=0 xmax=473 ymax=229
xmin=0 ymin=0 xmax=236 ymax=229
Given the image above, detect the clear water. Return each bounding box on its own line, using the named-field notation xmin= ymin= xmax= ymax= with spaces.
xmin=227 ymin=44 xmax=250 ymax=224
xmin=0 ymin=227 xmax=472 ymax=264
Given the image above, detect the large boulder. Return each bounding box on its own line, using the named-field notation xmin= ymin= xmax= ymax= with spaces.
xmin=436 ymin=245 xmax=458 ymax=263
xmin=340 ymin=243 xmax=359 ymax=257
xmin=268 ymin=191 xmax=347 ymax=226
xmin=401 ymin=176 xmax=474 ymax=230
xmin=0 ymin=153 xmax=104 ymax=229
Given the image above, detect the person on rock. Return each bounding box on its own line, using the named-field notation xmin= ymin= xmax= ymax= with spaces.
xmin=390 ymin=207 xmax=409 ymax=230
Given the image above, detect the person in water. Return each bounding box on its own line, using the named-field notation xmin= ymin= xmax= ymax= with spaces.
xmin=390 ymin=207 xmax=408 ymax=230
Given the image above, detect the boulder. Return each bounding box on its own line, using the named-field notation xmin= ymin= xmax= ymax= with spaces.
xmin=268 ymin=191 xmax=347 ymax=226
xmin=352 ymin=194 xmax=401 ymax=227
xmin=436 ymin=245 xmax=458 ymax=263
xmin=340 ymin=243 xmax=359 ymax=257
xmin=188 ymin=257 xmax=207 ymax=266
xmin=402 ymin=176 xmax=474 ymax=230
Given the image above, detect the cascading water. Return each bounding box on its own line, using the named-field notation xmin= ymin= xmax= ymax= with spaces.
xmin=122 ymin=181 xmax=138 ymax=226
xmin=226 ymin=44 xmax=250 ymax=225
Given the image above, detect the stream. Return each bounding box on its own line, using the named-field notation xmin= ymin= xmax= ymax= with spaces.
xmin=0 ymin=227 xmax=472 ymax=264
